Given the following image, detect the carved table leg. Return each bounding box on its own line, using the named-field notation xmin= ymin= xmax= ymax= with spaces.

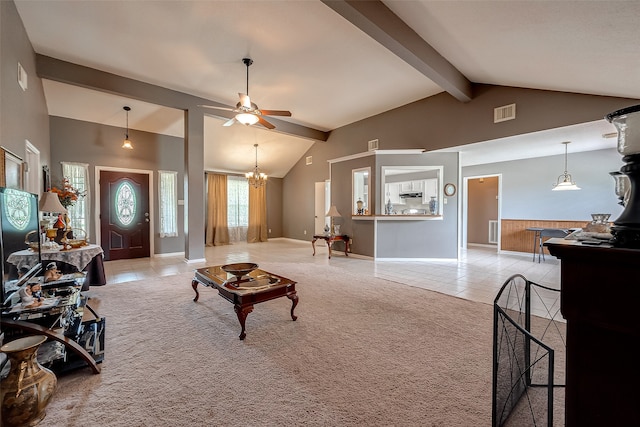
xmin=287 ymin=292 xmax=299 ymax=321
xmin=312 ymin=237 xmax=318 ymax=256
xmin=192 ymin=279 xmax=200 ymax=302
xmin=343 ymin=237 xmax=349 ymax=256
xmin=234 ymin=304 xmax=254 ymax=340
xmin=326 ymin=239 xmax=332 ymax=259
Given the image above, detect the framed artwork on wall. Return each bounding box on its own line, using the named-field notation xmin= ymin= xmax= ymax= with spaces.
xmin=0 ymin=147 xmax=24 ymax=190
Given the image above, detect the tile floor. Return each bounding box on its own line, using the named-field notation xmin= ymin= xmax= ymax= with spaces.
xmin=102 ymin=238 xmax=562 ymax=312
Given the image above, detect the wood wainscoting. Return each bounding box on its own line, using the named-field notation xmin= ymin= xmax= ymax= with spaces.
xmin=500 ymin=219 xmax=588 ymax=255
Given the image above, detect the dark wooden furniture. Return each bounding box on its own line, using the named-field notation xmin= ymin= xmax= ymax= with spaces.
xmin=192 ymin=266 xmax=298 ymax=340
xmin=1 ymin=275 xmax=104 ymax=374
xmin=546 ymin=238 xmax=640 ymax=426
xmin=311 ymin=234 xmax=349 ymax=259
xmin=7 ymin=244 xmax=106 ymax=291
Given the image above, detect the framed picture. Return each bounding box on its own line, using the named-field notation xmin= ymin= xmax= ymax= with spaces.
xmin=444 ymin=183 xmax=457 ymax=197
xmin=1 ymin=147 xmax=24 ymax=190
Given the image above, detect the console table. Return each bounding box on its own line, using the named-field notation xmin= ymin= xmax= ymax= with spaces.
xmin=546 ymin=238 xmax=640 ymax=426
xmin=311 ymin=234 xmax=349 ymax=259
xmin=7 ymin=244 xmax=106 ymax=290
xmin=192 ymin=266 xmax=298 ymax=340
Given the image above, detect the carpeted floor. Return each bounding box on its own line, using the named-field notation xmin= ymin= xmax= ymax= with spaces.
xmin=39 ymin=262 xmax=496 ymax=426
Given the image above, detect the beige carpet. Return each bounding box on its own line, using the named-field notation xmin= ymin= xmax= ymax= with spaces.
xmin=39 ymin=262 xmax=495 ymax=426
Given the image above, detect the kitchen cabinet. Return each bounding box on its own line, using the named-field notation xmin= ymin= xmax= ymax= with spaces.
xmin=422 ymin=179 xmax=438 ymax=204
xmin=384 ymin=183 xmax=404 ymax=204
xmin=400 ymin=181 xmax=423 ymax=192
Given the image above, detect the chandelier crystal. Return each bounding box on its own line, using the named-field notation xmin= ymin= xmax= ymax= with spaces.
xmin=246 ymin=143 xmax=267 ymax=188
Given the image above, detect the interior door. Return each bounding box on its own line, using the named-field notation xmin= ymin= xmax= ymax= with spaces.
xmin=99 ymin=171 xmax=150 ymax=260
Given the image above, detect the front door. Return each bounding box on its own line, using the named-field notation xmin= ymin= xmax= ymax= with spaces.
xmin=99 ymin=170 xmax=150 ymax=261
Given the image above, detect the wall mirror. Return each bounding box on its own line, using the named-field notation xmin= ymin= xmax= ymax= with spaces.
xmin=352 ymin=167 xmax=371 ymax=215
xmin=381 ymin=166 xmax=443 ymax=215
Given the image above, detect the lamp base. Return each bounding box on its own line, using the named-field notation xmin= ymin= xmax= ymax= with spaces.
xmin=611 ymin=225 xmax=640 ymax=248
xmin=612 ymin=154 xmax=640 ymax=248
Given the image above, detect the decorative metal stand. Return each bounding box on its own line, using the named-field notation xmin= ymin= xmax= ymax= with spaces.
xmin=606 ymin=104 xmax=640 ymax=248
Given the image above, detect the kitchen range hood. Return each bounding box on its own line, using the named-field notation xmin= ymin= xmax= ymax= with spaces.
xmin=399 ymin=191 xmax=423 ymax=198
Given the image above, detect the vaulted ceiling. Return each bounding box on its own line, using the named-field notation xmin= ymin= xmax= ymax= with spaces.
xmin=14 ymin=0 xmax=640 ymax=175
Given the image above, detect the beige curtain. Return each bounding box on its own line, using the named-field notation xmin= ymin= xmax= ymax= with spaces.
xmin=247 ymin=183 xmax=268 ymax=243
xmin=205 ymin=173 xmax=229 ymax=246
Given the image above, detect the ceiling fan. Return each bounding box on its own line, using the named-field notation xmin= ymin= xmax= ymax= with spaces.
xmin=200 ymin=58 xmax=291 ymax=130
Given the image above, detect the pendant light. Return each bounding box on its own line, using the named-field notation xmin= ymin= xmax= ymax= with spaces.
xmin=245 ymin=144 xmax=267 ymax=188
xmin=235 ymin=58 xmax=259 ymax=126
xmin=122 ymin=106 xmax=133 ymax=149
xmin=552 ymin=141 xmax=580 ymax=191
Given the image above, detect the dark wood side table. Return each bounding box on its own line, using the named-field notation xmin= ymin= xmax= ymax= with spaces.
xmin=311 ymin=234 xmax=350 ymax=259
xmin=545 ymin=238 xmax=640 ymax=426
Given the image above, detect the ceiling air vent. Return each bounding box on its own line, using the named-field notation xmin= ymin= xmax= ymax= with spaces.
xmin=494 ymin=103 xmax=516 ymax=123
xmin=368 ymin=139 xmax=379 ymax=151
xmin=305 ymin=156 xmax=313 ymax=165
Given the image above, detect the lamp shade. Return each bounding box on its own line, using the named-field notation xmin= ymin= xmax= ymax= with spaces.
xmin=325 ymin=205 xmax=341 ymax=217
xmin=39 ymin=191 xmax=68 ymax=214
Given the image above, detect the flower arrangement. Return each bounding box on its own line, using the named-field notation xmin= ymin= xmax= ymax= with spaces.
xmin=51 ymin=178 xmax=86 ymax=209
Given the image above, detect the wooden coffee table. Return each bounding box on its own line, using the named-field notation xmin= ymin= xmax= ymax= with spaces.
xmin=192 ymin=266 xmax=298 ymax=340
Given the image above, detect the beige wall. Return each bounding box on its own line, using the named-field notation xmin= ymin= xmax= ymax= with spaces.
xmin=283 ymin=86 xmax=638 ymax=243
xmin=0 ymin=1 xmax=50 ymax=179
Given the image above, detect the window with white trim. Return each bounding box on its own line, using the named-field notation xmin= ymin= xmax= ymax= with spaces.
xmin=159 ymin=170 xmax=178 ymax=237
xmin=227 ymin=175 xmax=249 ymax=242
xmin=61 ymin=162 xmax=90 ymax=237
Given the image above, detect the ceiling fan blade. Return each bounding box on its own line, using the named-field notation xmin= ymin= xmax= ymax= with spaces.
xmin=257 ymin=116 xmax=275 ymax=130
xmin=259 ymin=109 xmax=292 ymax=117
xmin=238 ymin=93 xmax=252 ymax=109
xmin=199 ymin=104 xmax=235 ymax=112
xmin=222 ymin=117 xmax=237 ymax=127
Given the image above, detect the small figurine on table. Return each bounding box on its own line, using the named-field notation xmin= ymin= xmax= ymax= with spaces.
xmin=18 ymin=283 xmax=43 ymax=308
xmin=43 ymin=261 xmax=62 ymax=283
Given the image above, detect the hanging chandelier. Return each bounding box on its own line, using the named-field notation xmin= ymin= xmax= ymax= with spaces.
xmin=246 ymin=144 xmax=267 ymax=188
xmin=552 ymin=141 xmax=580 ymax=191
xmin=122 ymin=106 xmax=133 ymax=149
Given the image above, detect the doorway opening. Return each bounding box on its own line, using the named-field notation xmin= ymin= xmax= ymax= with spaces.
xmin=463 ymin=174 xmax=501 ymax=251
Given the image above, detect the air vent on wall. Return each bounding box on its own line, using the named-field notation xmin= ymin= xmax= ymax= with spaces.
xmin=368 ymin=139 xmax=379 ymax=151
xmin=306 ymin=156 xmax=313 ymax=165
xmin=494 ymin=103 xmax=516 ymax=123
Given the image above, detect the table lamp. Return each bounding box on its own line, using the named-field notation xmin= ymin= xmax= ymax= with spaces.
xmin=325 ymin=205 xmax=341 ymax=236
xmin=39 ymin=191 xmax=67 ymax=248
xmin=606 ymin=104 xmax=640 ymax=247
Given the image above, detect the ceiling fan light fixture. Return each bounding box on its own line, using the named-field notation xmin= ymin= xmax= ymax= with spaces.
xmin=236 ymin=113 xmax=259 ymax=126
xmin=552 ymin=141 xmax=580 ymax=191
xmin=122 ymin=106 xmax=133 ymax=149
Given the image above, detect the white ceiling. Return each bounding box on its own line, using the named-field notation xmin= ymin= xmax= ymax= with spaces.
xmin=14 ymin=0 xmax=639 ymax=175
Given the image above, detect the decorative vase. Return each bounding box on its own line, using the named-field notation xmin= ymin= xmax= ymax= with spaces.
xmin=429 ymin=196 xmax=438 ymax=215
xmin=54 ymin=214 xmax=65 ymax=229
xmin=1 ymin=336 xmax=57 ymax=427
xmin=385 ymin=198 xmax=393 ymax=215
